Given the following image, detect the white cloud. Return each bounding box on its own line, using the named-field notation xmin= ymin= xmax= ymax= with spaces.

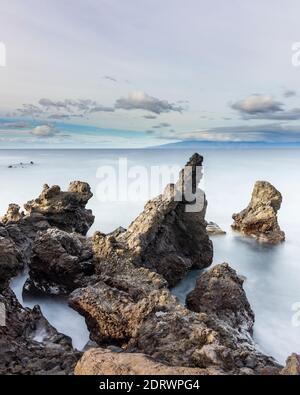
xmin=231 ymin=94 xmax=300 ymax=121
xmin=115 ymin=92 xmax=184 ymax=114
xmin=31 ymin=125 xmax=57 ymax=137
xmin=231 ymin=95 xmax=283 ymax=115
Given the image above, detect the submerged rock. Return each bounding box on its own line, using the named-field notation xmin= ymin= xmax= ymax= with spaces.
xmin=92 ymin=153 xmax=213 ymax=287
xmin=7 ymin=161 xmax=35 ymax=169
xmin=75 ymin=348 xmax=221 ymax=375
xmin=24 ymin=228 xmax=95 ymax=295
xmin=232 ymin=181 xmax=285 ymax=244
xmin=186 ymin=263 xmax=254 ymax=334
xmin=206 ymin=222 xmax=226 ymax=236
xmin=24 ymin=181 xmax=94 ymax=235
xmin=0 ymin=288 xmax=80 ymax=375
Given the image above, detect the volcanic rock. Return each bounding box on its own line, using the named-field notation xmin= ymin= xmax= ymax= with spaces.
xmin=1 ymin=204 xmax=24 ymax=224
xmin=186 ymin=263 xmax=254 ymax=333
xmin=74 ymin=348 xmax=222 ymax=375
xmin=92 ymin=153 xmax=213 ymax=287
xmin=0 ymin=155 xmax=287 ymax=376
xmin=69 ymin=256 xmax=167 ymax=344
xmin=280 ymin=354 xmax=300 ymax=375
xmin=206 ymin=222 xmax=226 ymax=236
xmin=70 ymin=258 xmax=279 ymax=374
xmin=0 ymin=288 xmax=80 ymax=375
xmin=0 ymin=235 xmax=23 ymax=291
xmin=0 ymin=222 xmax=32 ymax=290
xmin=70 ymin=159 xmax=279 ymax=374
xmin=232 ymin=181 xmax=285 ymax=244
xmin=1 ymin=200 xmax=50 ymax=240
xmin=24 ymin=228 xmax=95 ymax=295
xmin=24 ymin=181 xmax=94 ymax=235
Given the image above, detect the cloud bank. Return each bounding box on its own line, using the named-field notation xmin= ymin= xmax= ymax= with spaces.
xmin=148 ymin=122 xmax=300 ymax=144
xmin=231 ymin=94 xmax=300 ymax=121
xmin=12 ymin=91 xmax=184 ymax=122
xmin=115 ymin=92 xmax=184 ymax=114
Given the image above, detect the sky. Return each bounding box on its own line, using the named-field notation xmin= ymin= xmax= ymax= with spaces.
xmin=1 ymin=0 xmax=300 ymax=147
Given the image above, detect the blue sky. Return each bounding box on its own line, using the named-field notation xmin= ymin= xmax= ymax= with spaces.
xmin=1 ymin=0 xmax=300 ymax=147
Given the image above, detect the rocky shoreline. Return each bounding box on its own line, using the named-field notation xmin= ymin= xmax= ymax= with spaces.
xmin=0 ymin=153 xmax=298 ymax=375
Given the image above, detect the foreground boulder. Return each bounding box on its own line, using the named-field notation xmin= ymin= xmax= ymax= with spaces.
xmin=70 ymin=257 xmax=279 ymax=374
xmin=0 ymin=288 xmax=80 ymax=374
xmin=24 ymin=228 xmax=95 ymax=295
xmin=75 ymin=348 xmax=221 ymax=375
xmin=232 ymin=181 xmax=285 ymax=244
xmin=24 ymin=182 xmax=94 ymax=235
xmin=69 ymin=258 xmax=167 ymax=344
xmin=186 ymin=263 xmax=254 ymax=333
xmin=280 ymin=354 xmax=300 ymax=375
xmin=92 ymin=153 xmax=213 ymax=287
